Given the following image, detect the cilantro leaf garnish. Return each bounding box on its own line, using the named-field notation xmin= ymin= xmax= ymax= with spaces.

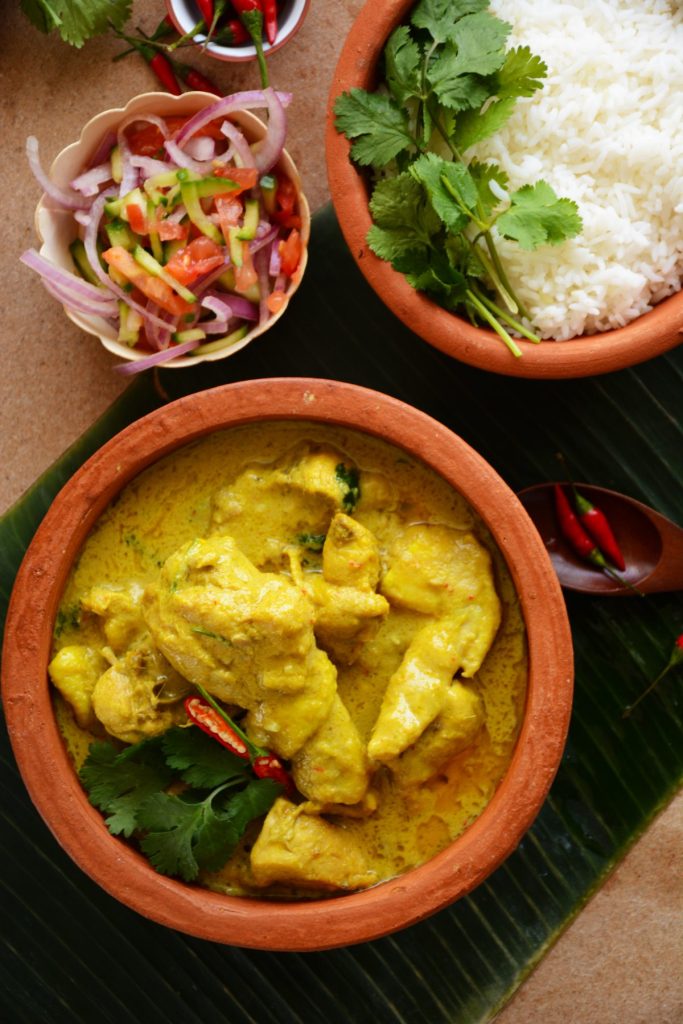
xmin=335 ymin=463 xmax=361 ymax=513
xmin=333 ymin=89 xmax=413 ymax=168
xmin=384 ymin=26 xmax=422 ymax=105
xmin=497 ymin=181 xmax=582 ymax=250
xmin=334 ymin=0 xmax=583 ymax=354
xmin=80 ymin=725 xmax=282 ymax=881
xmin=20 ymin=0 xmax=131 ymax=47
xmin=162 ymin=726 xmax=250 ymax=790
xmin=297 ymin=533 xmax=327 ymax=552
xmin=80 ymin=738 xmax=173 ymax=838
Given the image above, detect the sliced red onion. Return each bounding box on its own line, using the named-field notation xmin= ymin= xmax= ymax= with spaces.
xmin=220 ymin=121 xmax=255 ymax=167
xmin=216 ymin=293 xmax=258 ymax=320
xmin=201 ymin=294 xmax=234 ymax=320
xmin=174 ymin=91 xmax=292 ymax=147
xmin=254 ymin=248 xmax=271 ymax=325
xmin=202 ymin=318 xmax=231 ymax=334
xmin=254 ymin=89 xmax=287 ymax=173
xmin=143 ymin=301 xmax=174 ymax=352
xmin=88 ymin=130 xmax=116 ymax=169
xmin=250 ymin=225 xmax=278 ymax=255
xmin=70 ymin=162 xmax=113 ymax=196
xmin=274 ymin=272 xmax=286 ymax=292
xmin=21 ymin=248 xmax=117 ymax=307
xmin=42 ymin=279 xmax=118 ymax=318
xmin=83 ymin=192 xmax=172 ymax=332
xmin=114 ymin=337 xmax=200 ymax=374
xmin=164 ymin=139 xmax=207 ymax=172
xmin=185 ymin=136 xmax=215 ymax=162
xmin=131 ymin=155 xmax=174 ymax=177
xmin=74 ymin=210 xmax=92 ymax=227
xmin=269 ymin=239 xmax=282 ymax=277
xmin=27 ymin=136 xmax=92 ymax=210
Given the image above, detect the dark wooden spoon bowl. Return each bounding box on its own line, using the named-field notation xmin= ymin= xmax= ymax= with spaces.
xmin=518 ymin=483 xmax=683 ymax=596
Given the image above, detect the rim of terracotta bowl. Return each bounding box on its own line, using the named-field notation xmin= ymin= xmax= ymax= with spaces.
xmin=35 ymin=91 xmax=310 ymax=369
xmin=165 ymin=0 xmax=310 ymax=61
xmin=1 ymin=378 xmax=573 ymax=950
xmin=325 ymin=0 xmax=683 ymax=380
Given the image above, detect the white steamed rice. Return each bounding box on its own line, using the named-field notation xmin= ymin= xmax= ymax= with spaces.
xmin=470 ymin=0 xmax=683 ymax=340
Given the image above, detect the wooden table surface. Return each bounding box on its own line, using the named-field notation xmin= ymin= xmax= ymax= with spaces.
xmin=1 ymin=2 xmax=681 ymax=1021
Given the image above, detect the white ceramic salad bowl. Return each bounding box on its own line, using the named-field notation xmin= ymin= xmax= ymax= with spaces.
xmin=27 ymin=91 xmax=310 ymax=372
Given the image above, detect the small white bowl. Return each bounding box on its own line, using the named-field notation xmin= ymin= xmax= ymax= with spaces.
xmin=34 ymin=91 xmax=310 ymax=370
xmin=166 ymin=0 xmax=310 ymax=62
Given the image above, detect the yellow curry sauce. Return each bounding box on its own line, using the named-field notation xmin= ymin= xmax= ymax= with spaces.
xmin=50 ymin=422 xmax=527 ymax=896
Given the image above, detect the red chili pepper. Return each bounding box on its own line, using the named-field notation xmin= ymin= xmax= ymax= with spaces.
xmin=184 ymin=696 xmax=251 ymax=759
xmin=231 ymin=0 xmax=269 ymax=86
xmin=623 ymin=634 xmax=683 ymax=717
xmin=176 ymin=64 xmax=223 ymax=97
xmin=262 ymin=0 xmax=278 ymax=44
xmin=554 ymin=484 xmax=599 ymax=561
xmin=571 ymin=488 xmax=626 ymax=571
xmin=213 ymin=19 xmax=250 ymax=46
xmin=253 ymin=754 xmax=294 ymax=795
xmin=149 ymin=51 xmax=183 ymax=95
xmin=196 ymin=0 xmax=214 ymax=26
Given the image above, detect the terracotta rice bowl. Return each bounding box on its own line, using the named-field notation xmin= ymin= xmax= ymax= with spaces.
xmin=325 ymin=0 xmax=683 ymax=380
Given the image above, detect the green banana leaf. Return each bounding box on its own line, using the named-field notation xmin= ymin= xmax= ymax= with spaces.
xmin=1 ymin=205 xmax=681 ymax=1024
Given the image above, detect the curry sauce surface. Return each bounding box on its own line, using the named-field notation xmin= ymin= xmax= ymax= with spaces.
xmin=53 ymin=422 xmax=527 ymax=894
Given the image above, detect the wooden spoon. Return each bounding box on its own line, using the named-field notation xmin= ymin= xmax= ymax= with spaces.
xmin=517 ymin=483 xmax=683 ymax=596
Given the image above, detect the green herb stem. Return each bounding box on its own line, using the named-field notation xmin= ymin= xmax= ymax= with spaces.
xmin=465 ymin=289 xmax=522 ymax=357
xmin=470 ymin=283 xmax=541 ymax=343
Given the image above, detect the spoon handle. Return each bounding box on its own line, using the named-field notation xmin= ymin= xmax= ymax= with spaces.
xmin=645 ymin=508 xmax=683 ymax=592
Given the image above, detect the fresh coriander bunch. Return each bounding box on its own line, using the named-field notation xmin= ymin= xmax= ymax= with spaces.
xmin=333 ymin=0 xmax=582 ymax=356
xmin=20 ymin=0 xmax=131 ymax=47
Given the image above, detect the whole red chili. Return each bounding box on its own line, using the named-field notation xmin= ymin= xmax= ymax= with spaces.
xmin=184 ymin=696 xmax=250 ymax=759
xmin=213 ymin=19 xmax=250 ymax=46
xmin=554 ymin=484 xmax=598 ymax=561
xmin=623 ymin=634 xmax=683 ymax=717
xmin=176 ymin=64 xmax=223 ymax=97
xmin=571 ymin=488 xmax=626 ymax=571
xmin=262 ymin=0 xmax=278 ymax=44
xmin=196 ymin=0 xmax=214 ymax=26
xmin=231 ymin=0 xmax=269 ymax=87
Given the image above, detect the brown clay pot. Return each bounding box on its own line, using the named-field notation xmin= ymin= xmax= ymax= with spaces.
xmin=325 ymin=0 xmax=683 ymax=379
xmin=1 ymin=379 xmax=573 ymax=950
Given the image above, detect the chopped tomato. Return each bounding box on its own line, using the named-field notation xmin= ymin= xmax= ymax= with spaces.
xmin=126 ymin=204 xmax=149 ymax=235
xmin=102 ymin=246 xmax=195 ymax=317
xmin=276 ymin=176 xmax=297 ymax=214
xmin=215 ymin=195 xmax=244 ymax=244
xmin=157 ymin=221 xmax=189 ymax=242
xmin=266 ymin=290 xmax=287 ymax=315
xmin=279 ymin=229 xmax=302 ymax=278
xmin=235 ymin=242 xmax=258 ymax=294
xmin=210 ymin=165 xmax=259 ymax=192
xmin=165 ymin=115 xmax=227 ymax=141
xmin=126 ymin=124 xmax=166 ymax=158
xmin=165 ymin=236 xmax=225 ymax=287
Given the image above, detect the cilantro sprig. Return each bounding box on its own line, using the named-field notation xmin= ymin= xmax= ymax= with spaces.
xmin=333 ymin=0 xmax=582 ymax=355
xmin=80 ymin=726 xmax=281 ymax=882
xmin=20 ymin=0 xmax=131 ymax=47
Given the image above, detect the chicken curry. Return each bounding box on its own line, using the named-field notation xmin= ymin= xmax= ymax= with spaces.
xmin=49 ymin=422 xmax=527 ymax=896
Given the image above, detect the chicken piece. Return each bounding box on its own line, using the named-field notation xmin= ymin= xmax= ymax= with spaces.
xmin=322 ymin=512 xmax=381 ymax=591
xmin=48 ymin=645 xmax=108 ymax=730
xmin=210 ymin=444 xmax=358 ymax=568
xmin=304 ymin=576 xmax=389 ymax=665
xmin=369 ymin=524 xmax=500 ymax=763
xmin=382 ymin=524 xmax=499 ymax=627
xmin=391 ymin=681 xmax=484 ymax=787
xmin=82 ymin=584 xmax=146 ymax=653
xmin=143 ymin=536 xmax=337 ymax=758
xmin=291 ymin=695 xmax=369 ymax=805
xmin=91 ymin=637 xmax=184 ymax=743
xmin=250 ymin=798 xmax=378 ymax=891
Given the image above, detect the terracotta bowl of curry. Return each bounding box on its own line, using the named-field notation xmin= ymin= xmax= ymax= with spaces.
xmin=1 ymin=378 xmax=572 ymax=949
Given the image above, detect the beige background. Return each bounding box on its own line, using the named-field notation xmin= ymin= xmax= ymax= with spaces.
xmin=1 ymin=2 xmax=681 ymax=1021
